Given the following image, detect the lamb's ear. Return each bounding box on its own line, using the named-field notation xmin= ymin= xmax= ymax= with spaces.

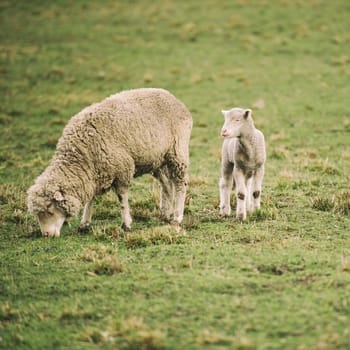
xmin=53 ymin=191 xmax=64 ymax=202
xmin=243 ymin=109 xmax=252 ymax=119
xmin=221 ymin=110 xmax=227 ymax=117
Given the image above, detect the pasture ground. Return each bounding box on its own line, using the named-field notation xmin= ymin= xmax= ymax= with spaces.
xmin=1 ymin=1 xmax=349 ymax=349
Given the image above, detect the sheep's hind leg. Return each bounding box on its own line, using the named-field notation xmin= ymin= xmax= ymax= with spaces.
xmin=78 ymin=199 xmax=94 ymax=233
xmin=115 ymin=187 xmax=132 ymax=231
xmin=169 ymin=159 xmax=188 ymax=226
xmin=153 ymin=167 xmax=174 ymax=223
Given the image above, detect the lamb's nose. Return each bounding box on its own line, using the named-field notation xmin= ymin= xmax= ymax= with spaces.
xmin=221 ymin=128 xmax=228 ymax=137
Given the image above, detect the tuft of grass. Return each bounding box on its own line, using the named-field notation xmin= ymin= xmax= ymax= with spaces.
xmin=115 ymin=316 xmax=166 ymax=350
xmin=189 ymin=174 xmax=209 ymax=187
xmin=307 ymin=160 xmax=341 ymax=175
xmin=312 ymin=190 xmax=350 ymax=215
xmin=249 ymin=206 xmax=278 ymax=221
xmin=197 ymin=329 xmax=235 ymax=346
xmin=91 ymin=255 xmax=124 ymax=275
xmin=60 ymin=305 xmax=98 ymax=323
xmin=197 ymin=329 xmax=254 ymax=349
xmin=81 ymin=244 xmax=124 ymax=275
xmin=44 ymin=137 xmax=58 ymax=149
xmin=123 ymin=225 xmax=185 ymax=249
xmin=0 ymin=114 xmax=13 ymax=125
xmin=80 ymin=317 xmax=165 ymax=348
xmin=0 ymin=303 xmax=20 ymax=323
xmin=339 ymin=256 xmax=350 ymax=273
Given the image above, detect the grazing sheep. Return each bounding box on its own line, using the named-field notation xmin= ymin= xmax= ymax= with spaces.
xmin=27 ymin=88 xmax=192 ymax=237
xmin=219 ymin=108 xmax=265 ymax=221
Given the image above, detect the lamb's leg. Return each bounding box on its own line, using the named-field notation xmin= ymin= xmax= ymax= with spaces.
xmin=246 ymin=177 xmax=254 ymax=214
xmin=78 ymin=199 xmax=94 ymax=233
xmin=219 ymin=161 xmax=234 ymax=217
xmin=116 ymin=187 xmax=132 ymax=231
xmin=252 ymin=166 xmax=264 ymax=211
xmin=234 ymin=168 xmax=247 ymax=221
xmin=153 ymin=167 xmax=174 ymax=222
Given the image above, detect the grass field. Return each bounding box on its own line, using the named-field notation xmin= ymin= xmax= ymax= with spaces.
xmin=1 ymin=0 xmax=350 ymax=349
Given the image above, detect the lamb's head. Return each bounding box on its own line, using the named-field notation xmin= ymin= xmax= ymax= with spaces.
xmin=27 ymin=183 xmax=81 ymax=237
xmin=220 ymin=108 xmax=253 ymax=138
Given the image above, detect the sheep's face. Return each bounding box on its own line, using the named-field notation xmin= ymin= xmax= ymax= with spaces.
xmin=220 ymin=108 xmax=251 ymax=138
xmin=37 ymin=203 xmax=66 ymax=237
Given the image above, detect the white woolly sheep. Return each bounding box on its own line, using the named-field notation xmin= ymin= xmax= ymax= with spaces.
xmin=27 ymin=88 xmax=192 ymax=237
xmin=219 ymin=108 xmax=266 ymax=221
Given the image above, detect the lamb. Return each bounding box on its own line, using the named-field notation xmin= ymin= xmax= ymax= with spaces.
xmin=27 ymin=88 xmax=192 ymax=237
xmin=219 ymin=108 xmax=266 ymax=221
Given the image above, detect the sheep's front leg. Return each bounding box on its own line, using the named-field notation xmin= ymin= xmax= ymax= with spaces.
xmin=219 ymin=161 xmax=234 ymax=217
xmin=160 ymin=179 xmax=174 ymax=222
xmin=78 ymin=199 xmax=94 ymax=233
xmin=116 ymin=187 xmax=132 ymax=231
xmin=234 ymin=168 xmax=247 ymax=221
xmin=154 ymin=167 xmax=174 ymax=222
xmin=252 ymin=166 xmax=264 ymax=211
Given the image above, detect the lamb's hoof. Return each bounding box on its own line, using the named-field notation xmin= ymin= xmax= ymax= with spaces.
xmin=219 ymin=207 xmax=230 ymax=218
xmin=78 ymin=224 xmax=91 ymax=234
xmin=236 ymin=214 xmax=246 ymax=222
xmin=121 ymin=223 xmax=131 ymax=232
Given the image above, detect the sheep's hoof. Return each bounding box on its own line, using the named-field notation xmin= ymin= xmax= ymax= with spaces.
xmin=121 ymin=223 xmax=131 ymax=232
xmin=78 ymin=224 xmax=91 ymax=234
xmin=43 ymin=232 xmax=60 ymax=238
xmin=170 ymin=221 xmax=182 ymax=233
xmin=160 ymin=216 xmax=172 ymax=224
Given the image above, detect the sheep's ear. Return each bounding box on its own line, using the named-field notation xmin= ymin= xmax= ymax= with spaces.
xmin=243 ymin=109 xmax=252 ymax=119
xmin=53 ymin=191 xmax=64 ymax=202
xmin=221 ymin=110 xmax=227 ymax=117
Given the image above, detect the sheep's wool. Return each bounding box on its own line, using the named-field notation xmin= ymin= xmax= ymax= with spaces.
xmin=28 ymin=88 xmax=192 ymax=218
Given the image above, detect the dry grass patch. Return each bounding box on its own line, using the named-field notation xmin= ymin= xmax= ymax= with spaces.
xmin=307 ymin=159 xmax=341 ymax=175
xmin=81 ymin=244 xmax=124 ymax=275
xmin=189 ymin=174 xmax=209 ymax=187
xmin=197 ymin=329 xmax=253 ymax=349
xmin=124 ymin=225 xmax=185 ymax=249
xmin=269 ymin=130 xmax=286 ymax=142
xmin=339 ymin=255 xmax=350 ymax=272
xmin=312 ymin=190 xmax=350 ymax=215
xmin=80 ymin=316 xmax=165 ymax=349
xmin=0 ymin=303 xmax=20 ymax=323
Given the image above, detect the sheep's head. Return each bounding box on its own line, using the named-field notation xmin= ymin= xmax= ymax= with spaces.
xmin=27 ymin=183 xmax=81 ymax=237
xmin=220 ymin=108 xmax=252 ymax=138
xmin=27 ymin=185 xmax=66 ymax=237
xmin=37 ymin=194 xmax=66 ymax=238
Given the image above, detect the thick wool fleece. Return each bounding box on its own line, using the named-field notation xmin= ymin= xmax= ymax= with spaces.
xmin=28 ymin=88 xmax=192 ymax=216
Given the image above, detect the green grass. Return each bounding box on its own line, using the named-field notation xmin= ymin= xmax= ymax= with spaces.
xmin=1 ymin=0 xmax=350 ymax=349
